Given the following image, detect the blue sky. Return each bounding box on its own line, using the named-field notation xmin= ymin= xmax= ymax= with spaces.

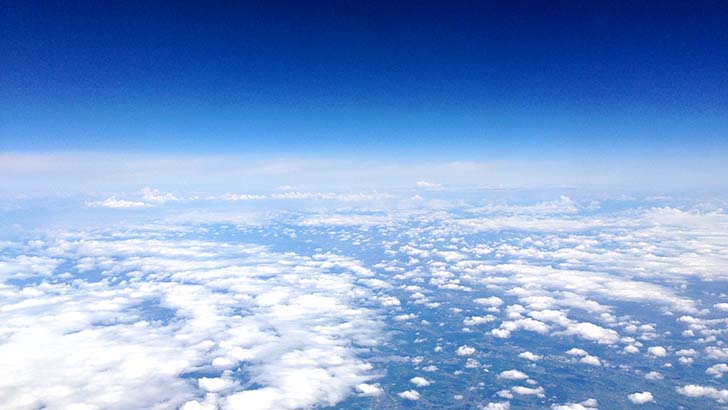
xmin=2 ymin=1 xmax=727 ymax=159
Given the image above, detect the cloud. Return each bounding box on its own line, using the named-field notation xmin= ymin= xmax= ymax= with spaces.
xmin=647 ymin=346 xmax=667 ymax=357
xmin=0 ymin=230 xmax=383 ymax=410
xmin=676 ymin=385 xmax=728 ymax=403
xmin=483 ymin=402 xmax=511 ymax=410
xmin=627 ymin=391 xmax=654 ymax=404
xmin=410 ymin=377 xmax=431 ymax=387
xmin=518 ymin=351 xmax=542 ymax=361
xmin=397 ymin=390 xmax=421 ymax=400
xmin=86 ymin=196 xmax=150 ymax=208
xmin=456 ymin=345 xmax=476 ymax=356
xmin=511 ymin=386 xmax=545 ymax=397
xmin=498 ymin=370 xmax=529 ymax=380
xmin=706 ymin=363 xmax=728 ymax=378
xmin=355 ymin=383 xmax=383 ymax=396
xmin=415 ymin=181 xmax=442 ymax=189
xmin=551 ymin=398 xmax=598 ymax=410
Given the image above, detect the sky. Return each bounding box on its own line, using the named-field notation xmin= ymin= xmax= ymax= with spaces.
xmin=1 ymin=1 xmax=727 ymax=190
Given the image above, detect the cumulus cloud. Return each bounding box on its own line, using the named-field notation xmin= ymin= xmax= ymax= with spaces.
xmin=647 ymin=346 xmax=667 ymax=357
xmin=676 ymin=385 xmax=728 ymax=403
xmin=551 ymin=398 xmax=598 ymax=410
xmin=483 ymin=402 xmax=511 ymax=410
xmin=498 ymin=370 xmax=529 ymax=380
xmin=518 ymin=351 xmax=542 ymax=361
xmin=456 ymin=345 xmax=476 ymax=356
xmin=706 ymin=363 xmax=728 ymax=378
xmin=627 ymin=391 xmax=654 ymax=404
xmin=397 ymin=390 xmax=421 ymax=400
xmin=410 ymin=377 xmax=431 ymax=387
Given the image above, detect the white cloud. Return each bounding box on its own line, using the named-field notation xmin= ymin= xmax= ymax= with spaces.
xmin=645 ymin=371 xmax=663 ymax=380
xmin=518 ymin=351 xmax=542 ymax=361
xmin=474 ymin=296 xmax=504 ymax=307
xmin=483 ymin=402 xmax=511 ymax=410
xmin=647 ymin=346 xmax=667 ymax=357
xmin=706 ymin=346 xmax=728 ymax=360
xmin=706 ymin=363 xmax=728 ymax=378
xmin=498 ymin=370 xmax=529 ymax=380
xmin=397 ymin=390 xmax=421 ymax=400
xmin=456 ymin=345 xmax=476 ymax=356
xmin=463 ymin=315 xmax=496 ymax=326
xmin=410 ymin=377 xmax=431 ymax=387
xmin=714 ymin=303 xmax=728 ymax=312
xmin=86 ymin=196 xmax=150 ymax=208
xmin=355 ymin=383 xmax=383 ymax=396
xmin=0 ymin=231 xmax=383 ymax=410
xmin=511 ymin=386 xmax=545 ymax=397
xmin=676 ymin=385 xmax=728 ymax=403
xmin=551 ymin=398 xmax=598 ymax=410
xmin=628 ymin=391 xmax=654 ymax=404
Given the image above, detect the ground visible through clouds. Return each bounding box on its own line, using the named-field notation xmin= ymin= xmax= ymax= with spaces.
xmin=1 ymin=189 xmax=727 ymax=410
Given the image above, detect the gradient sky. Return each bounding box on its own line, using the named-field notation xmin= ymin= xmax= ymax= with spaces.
xmin=2 ymin=1 xmax=727 ymax=160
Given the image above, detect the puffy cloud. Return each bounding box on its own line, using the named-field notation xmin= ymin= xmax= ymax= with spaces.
xmin=355 ymin=383 xmax=383 ymax=396
xmin=518 ymin=351 xmax=542 ymax=361
xmin=706 ymin=346 xmax=728 ymax=360
xmin=483 ymin=402 xmax=511 ymax=410
xmin=474 ymin=296 xmax=504 ymax=307
xmin=714 ymin=303 xmax=728 ymax=312
xmin=498 ymin=370 xmax=529 ymax=380
xmin=627 ymin=391 xmax=654 ymax=404
xmin=464 ymin=315 xmax=496 ymax=326
xmin=410 ymin=377 xmax=431 ymax=387
xmin=644 ymin=371 xmax=663 ymax=380
xmin=706 ymin=363 xmax=728 ymax=378
xmin=676 ymin=385 xmax=728 ymax=403
xmin=397 ymin=390 xmax=421 ymax=400
xmin=551 ymin=398 xmax=598 ymax=410
xmin=558 ymin=322 xmax=620 ymax=345
xmin=456 ymin=345 xmax=476 ymax=356
xmin=647 ymin=346 xmax=668 ymax=357
xmin=565 ymin=348 xmax=601 ymax=366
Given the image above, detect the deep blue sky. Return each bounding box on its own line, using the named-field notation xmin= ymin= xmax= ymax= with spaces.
xmin=2 ymin=0 xmax=727 ymax=159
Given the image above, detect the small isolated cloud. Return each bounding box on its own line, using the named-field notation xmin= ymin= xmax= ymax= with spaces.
xmin=498 ymin=370 xmax=529 ymax=380
xmin=511 ymin=386 xmax=545 ymax=397
xmin=356 ymin=383 xmax=383 ymax=396
xmin=628 ymin=391 xmax=655 ymax=404
xmin=398 ymin=390 xmax=421 ymax=400
xmin=456 ymin=345 xmax=476 ymax=356
xmin=518 ymin=351 xmax=542 ymax=361
xmin=410 ymin=377 xmax=431 ymax=387
xmin=645 ymin=371 xmax=663 ymax=380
